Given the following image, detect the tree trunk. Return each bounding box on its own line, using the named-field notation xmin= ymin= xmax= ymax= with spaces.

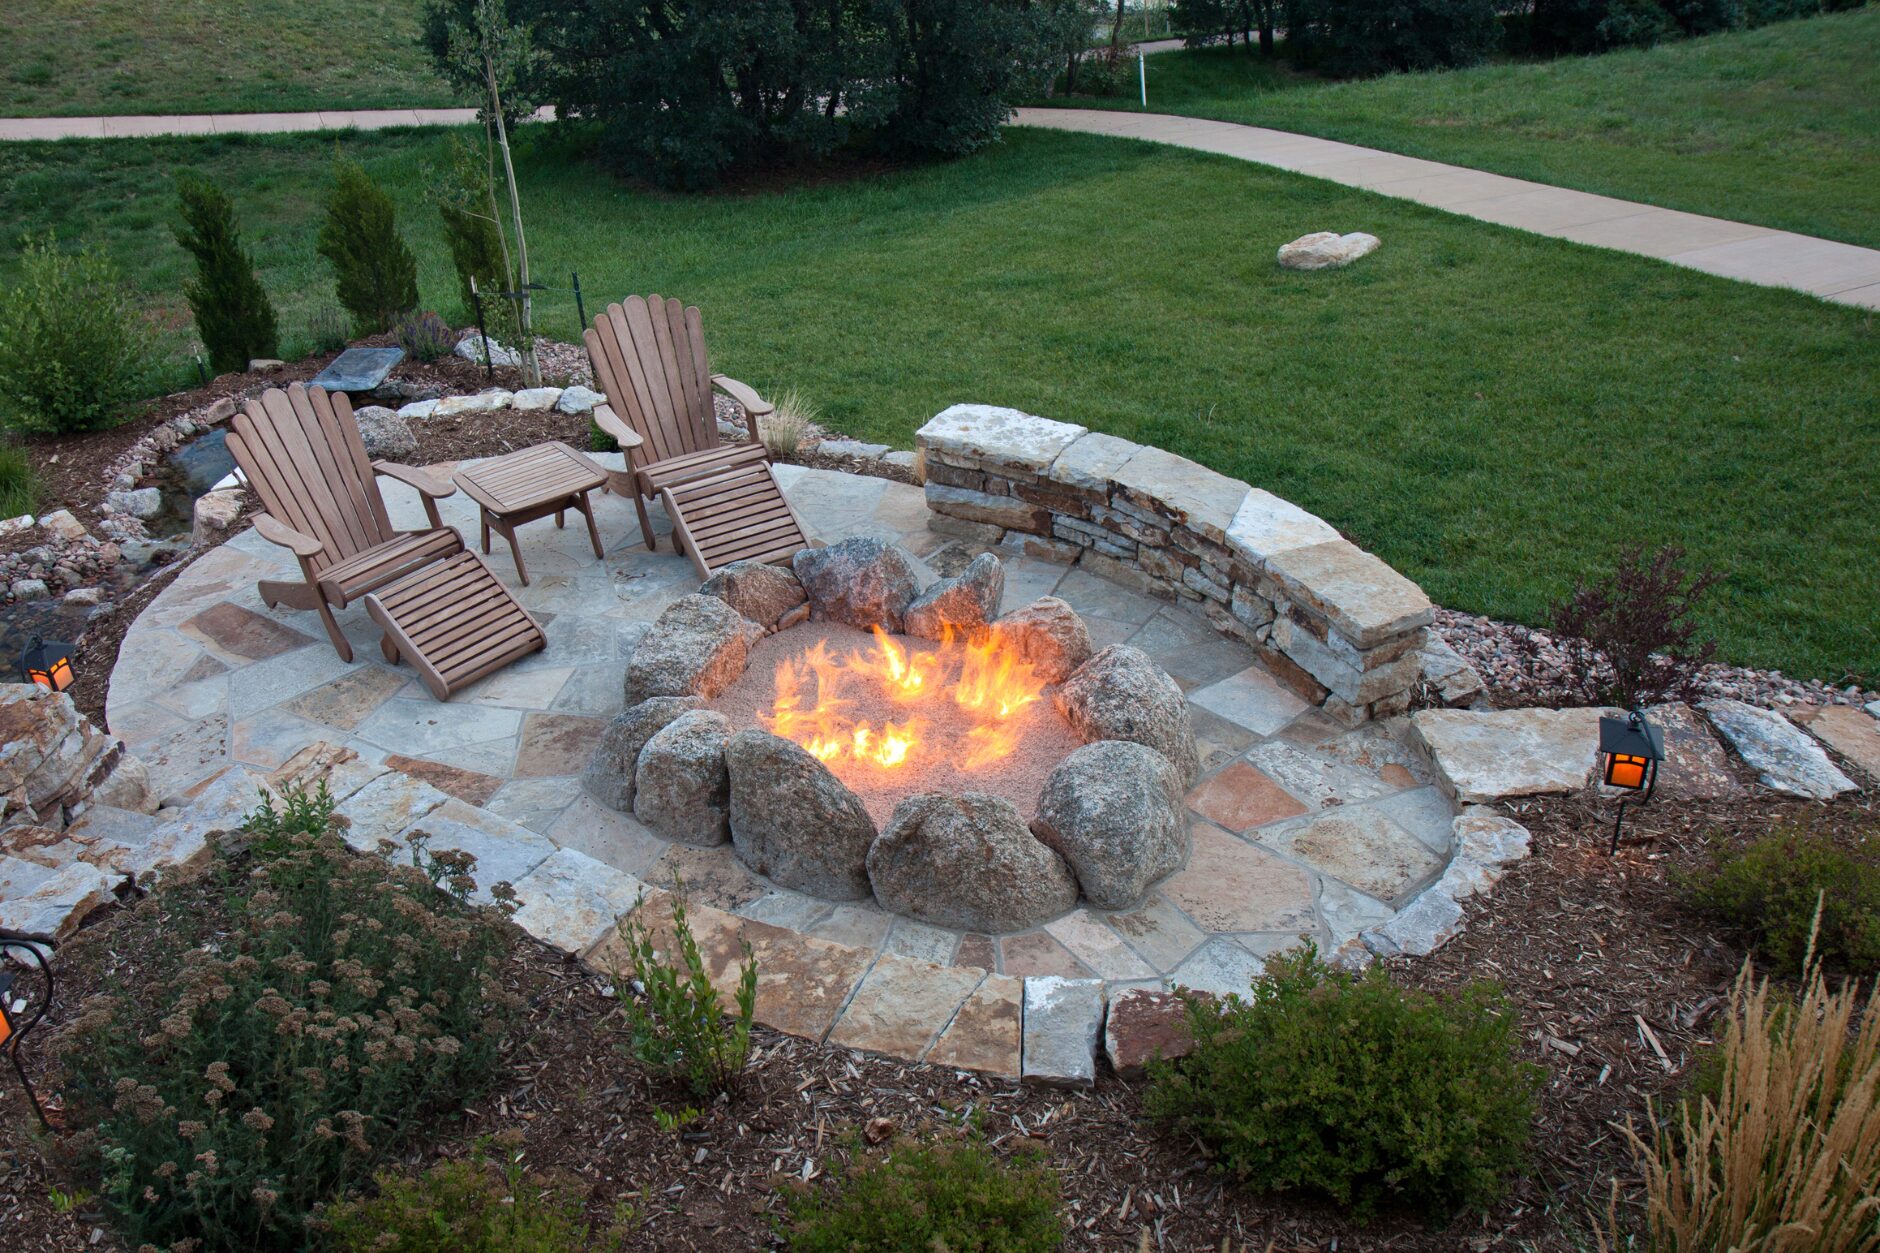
xmin=487 ymin=60 xmax=539 ymax=388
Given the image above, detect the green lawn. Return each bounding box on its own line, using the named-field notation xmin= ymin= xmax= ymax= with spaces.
xmin=0 ymin=0 xmax=452 ymax=116
xmin=1049 ymin=9 xmax=1880 ymax=247
xmin=1 ymin=128 xmax=1874 ymax=681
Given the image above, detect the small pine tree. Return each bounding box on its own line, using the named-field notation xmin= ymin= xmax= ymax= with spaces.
xmin=315 ymin=156 xmax=420 ymax=336
xmin=174 ymin=177 xmax=279 ymax=374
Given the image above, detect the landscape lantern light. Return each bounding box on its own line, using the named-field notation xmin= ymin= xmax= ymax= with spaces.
xmin=1598 ymin=709 xmax=1664 ymax=855
xmin=19 ymin=635 xmax=75 ymax=692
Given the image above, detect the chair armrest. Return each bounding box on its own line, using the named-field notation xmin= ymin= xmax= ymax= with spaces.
xmin=251 ymin=512 xmax=324 ymax=559
xmin=373 ymin=461 xmax=456 ymax=499
xmin=593 ymin=404 xmax=645 ymax=450
xmin=711 ymin=374 xmax=774 ymax=418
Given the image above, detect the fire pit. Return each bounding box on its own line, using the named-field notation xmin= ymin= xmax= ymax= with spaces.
xmin=584 ymin=538 xmax=1200 ymax=934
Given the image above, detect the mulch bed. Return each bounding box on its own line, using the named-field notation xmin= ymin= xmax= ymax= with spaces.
xmin=5 ymin=754 xmax=1872 ymax=1251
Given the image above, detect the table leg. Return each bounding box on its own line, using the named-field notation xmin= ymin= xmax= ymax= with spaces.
xmin=497 ymin=517 xmax=529 ymax=586
xmin=480 ymin=512 xmax=491 ymax=555
xmin=576 ymin=490 xmax=604 ymax=560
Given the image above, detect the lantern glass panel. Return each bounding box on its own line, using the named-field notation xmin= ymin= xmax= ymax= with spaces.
xmin=1606 ymin=753 xmax=1648 ymax=790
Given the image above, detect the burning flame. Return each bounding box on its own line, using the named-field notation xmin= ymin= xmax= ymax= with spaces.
xmin=761 ymin=625 xmax=1045 ymax=773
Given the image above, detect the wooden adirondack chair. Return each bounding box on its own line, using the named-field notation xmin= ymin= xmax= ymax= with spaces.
xmin=583 ymin=295 xmax=802 ymax=569
xmin=228 ymin=383 xmax=465 ymax=662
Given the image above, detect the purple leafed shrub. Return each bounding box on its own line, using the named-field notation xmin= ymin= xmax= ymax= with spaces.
xmin=394 ymin=310 xmax=457 ymax=363
xmin=1543 ymin=543 xmax=1724 ymax=709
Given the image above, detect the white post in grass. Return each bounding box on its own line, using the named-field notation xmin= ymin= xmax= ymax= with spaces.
xmin=1139 ymin=50 xmax=1147 ymax=107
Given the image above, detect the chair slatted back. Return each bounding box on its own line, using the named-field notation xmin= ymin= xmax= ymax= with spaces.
xmin=582 ymin=294 xmax=717 ymax=467
xmin=227 ymin=384 xmax=395 ymax=575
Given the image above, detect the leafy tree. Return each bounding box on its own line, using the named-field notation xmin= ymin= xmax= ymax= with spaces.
xmin=1174 ymin=0 xmax=1281 ymax=53
xmin=435 ymin=134 xmax=518 ymax=343
xmin=0 ymin=234 xmax=152 ymax=434
xmin=1285 ymin=0 xmax=1502 ymax=76
xmin=315 ymin=155 xmax=420 ymax=336
xmin=174 ymin=177 xmax=278 ymax=374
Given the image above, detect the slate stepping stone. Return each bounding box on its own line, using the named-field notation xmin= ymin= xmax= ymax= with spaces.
xmin=310 ymin=346 xmax=405 ymax=394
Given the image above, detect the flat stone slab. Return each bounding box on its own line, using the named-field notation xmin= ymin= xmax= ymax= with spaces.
xmin=1645 ymin=701 xmax=1744 ymax=801
xmin=508 ymin=847 xmax=643 ymax=955
xmin=926 ymin=973 xmax=1023 ymax=1076
xmin=917 ymin=404 xmax=1087 ymax=474
xmin=1045 ymin=431 xmax=1141 ymax=495
xmin=0 ymin=860 xmax=120 ymax=940
xmin=1259 ymin=806 xmax=1444 ymax=904
xmin=1108 ymin=445 xmax=1248 ymax=544
xmin=829 ymin=955 xmax=984 ymax=1060
xmin=1164 ymin=822 xmax=1315 ymax=933
xmin=1699 ymin=699 xmax=1857 ymax=801
xmin=1410 ymin=706 xmax=1616 ymax=803
xmin=1225 ymin=488 xmax=1340 ymax=568
xmin=1789 ymin=704 xmax=1880 ymax=783
xmin=1168 ymin=935 xmax=1267 ymax=998
xmin=1262 ymin=540 xmax=1433 ymax=649
xmin=1022 ymin=975 xmax=1105 ymax=1088
xmin=309 ymin=346 xmax=404 ymax=393
xmin=1103 ymin=988 xmax=1194 ymax=1079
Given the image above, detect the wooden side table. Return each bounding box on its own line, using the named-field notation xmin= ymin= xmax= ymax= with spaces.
xmin=452 ymin=441 xmax=609 ymax=585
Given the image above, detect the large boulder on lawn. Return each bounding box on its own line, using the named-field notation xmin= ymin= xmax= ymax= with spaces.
xmin=581 ymin=696 xmax=702 ymax=812
xmin=1277 ymin=231 xmax=1379 ymax=271
xmin=1031 ymin=740 xmax=1187 ymax=909
xmin=699 ymin=559 xmax=807 ymax=634
xmin=633 ymin=710 xmax=732 ymax=845
xmin=904 ymin=553 xmax=1003 ymax=641
xmin=351 ymin=405 xmax=417 ymax=461
xmin=1053 ymin=645 xmax=1200 ymax=786
xmin=623 ymin=595 xmax=757 ymax=705
xmin=725 ymin=730 xmax=876 ymax=899
xmin=792 ymin=538 xmax=921 ymax=633
xmin=990 ymin=596 xmax=1092 ymax=683
xmin=867 ymin=792 xmax=1078 ymax=933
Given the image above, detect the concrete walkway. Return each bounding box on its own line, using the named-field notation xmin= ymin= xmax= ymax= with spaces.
xmin=0 ymin=105 xmax=553 ymax=141
xmin=1016 ymin=108 xmax=1880 ymax=309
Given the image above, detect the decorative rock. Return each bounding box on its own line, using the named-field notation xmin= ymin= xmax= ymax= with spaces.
xmin=511 ymin=386 xmax=564 ymax=411
xmin=623 ymin=595 xmax=756 ymax=706
xmin=62 ymin=586 xmax=104 ymax=608
xmin=191 ymin=490 xmax=244 ymax=547
xmin=1277 ymin=231 xmax=1380 ymax=270
xmin=396 ymin=399 xmax=439 ymax=420
xmin=1362 ymin=885 xmax=1462 ymax=957
xmin=1644 ymin=701 xmax=1743 ymax=801
xmin=792 ymin=538 xmax=921 ymax=633
xmin=0 ymin=514 xmax=32 ymax=537
xmin=1789 ymin=704 xmax=1880 ymax=784
xmin=433 ymin=390 xmax=515 ymax=418
xmin=904 ymin=553 xmax=1003 ymax=641
xmin=105 ymin=487 xmax=163 ymax=519
xmin=10 ymin=578 xmax=49 ymax=601
xmin=555 ymin=385 xmax=605 ymax=415
xmin=0 ymin=860 xmax=121 ymax=941
xmin=633 ymin=710 xmax=733 ymax=845
xmin=1031 ymin=741 xmax=1186 ymax=910
xmin=989 ymin=597 xmax=1093 ymax=684
xmin=1699 ymin=699 xmax=1856 ymax=800
xmin=1441 ymin=807 xmax=1531 ymax=898
xmin=817 ymin=438 xmax=890 ymax=459
xmin=1103 ymin=988 xmax=1195 ymax=1080
xmin=917 ymin=405 xmax=1088 ymax=476
xmin=1053 ymin=646 xmax=1200 ymax=786
xmin=726 ymin=731 xmax=876 ymax=900
xmin=38 ymin=510 xmax=87 ymax=544
xmin=581 ymin=696 xmax=703 ymax=811
xmin=311 ymin=346 xmax=405 ymax=393
xmin=350 ymin=405 xmax=418 ymax=460
xmin=868 ymin=793 xmax=1078 ymax=933
xmin=1409 ymin=706 xmax=1616 ymax=804
xmin=248 ymin=358 xmax=284 ymax=371
xmin=1416 ymin=636 xmax=1486 ymax=707
xmin=881 ymin=450 xmax=917 ymax=471
xmin=698 ymin=559 xmax=806 ymax=632
xmin=1021 ymin=975 xmax=1105 ymax=1088
xmin=454 ymin=333 xmax=520 ymax=367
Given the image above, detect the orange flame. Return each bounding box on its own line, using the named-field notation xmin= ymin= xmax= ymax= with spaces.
xmin=760 ymin=624 xmax=1045 ymax=772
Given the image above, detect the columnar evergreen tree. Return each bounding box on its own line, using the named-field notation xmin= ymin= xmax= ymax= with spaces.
xmin=315 ymin=156 xmax=420 ymax=336
xmin=174 ymin=177 xmax=279 ymax=374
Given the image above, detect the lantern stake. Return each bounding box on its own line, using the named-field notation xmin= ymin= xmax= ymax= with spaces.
xmin=0 ymin=929 xmax=58 ymax=1131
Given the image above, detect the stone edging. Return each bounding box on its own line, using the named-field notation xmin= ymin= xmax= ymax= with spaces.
xmin=916 ymin=405 xmax=1435 ymax=724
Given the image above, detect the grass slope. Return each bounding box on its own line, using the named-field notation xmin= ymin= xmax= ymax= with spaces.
xmin=1051 ymin=10 xmax=1880 ymax=247
xmin=0 ymin=0 xmax=451 ymax=116
xmin=1 ymin=128 xmax=1874 ymax=680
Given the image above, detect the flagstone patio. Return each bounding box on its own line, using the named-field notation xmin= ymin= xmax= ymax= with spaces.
xmin=109 ymin=458 xmax=1473 ymax=1000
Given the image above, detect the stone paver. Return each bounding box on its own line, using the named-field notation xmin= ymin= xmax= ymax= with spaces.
xmin=1409 ymin=706 xmax=1615 ymax=803
xmin=1163 ymin=821 xmax=1315 ymax=933
xmin=1022 ymin=975 xmax=1106 ymax=1088
xmin=1789 ymin=704 xmax=1880 ymax=784
xmin=828 ymin=955 xmax=984 ymax=1060
xmin=1699 ymin=699 xmax=1857 ymax=800
xmin=926 ymin=973 xmax=1023 ymax=1075
xmin=1014 ymin=108 xmax=1880 ymax=310
xmin=1184 ymin=760 xmax=1309 ymax=831
xmin=1258 ymin=806 xmax=1444 ymax=905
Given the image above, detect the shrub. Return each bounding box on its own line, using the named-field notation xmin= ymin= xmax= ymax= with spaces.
xmin=0 ymin=441 xmax=37 ymax=517
xmin=1611 ymin=954 xmax=1880 ymax=1253
xmin=1174 ymin=0 xmax=1281 ymax=52
xmin=1744 ymin=0 xmax=1818 ymax=25
xmin=1285 ymin=0 xmax=1502 ymax=76
xmin=1146 ymin=945 xmax=1541 ymax=1219
xmin=783 ymin=1138 xmax=1063 ymax=1252
xmin=316 ymin=157 xmax=420 ymax=336
xmin=326 ymin=1134 xmax=630 ymax=1251
xmin=305 ymin=301 xmax=351 ymax=355
xmin=0 ymin=234 xmax=153 ymax=434
xmin=606 ymin=883 xmax=756 ymax=1099
xmin=57 ymin=783 xmax=520 ymax=1251
xmin=174 ymin=177 xmax=280 ymax=374
xmin=1685 ymin=823 xmax=1880 ymax=976
xmin=394 ymin=311 xmax=458 ymax=363
xmin=1539 ymin=542 xmax=1722 ymax=708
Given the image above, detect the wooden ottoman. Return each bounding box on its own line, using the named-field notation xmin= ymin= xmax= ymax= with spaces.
xmin=453 ymin=441 xmax=610 ymax=585
xmin=364 ymin=551 xmax=547 ymax=700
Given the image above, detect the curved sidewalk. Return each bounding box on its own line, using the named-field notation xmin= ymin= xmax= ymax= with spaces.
xmin=1015 ymin=107 xmax=1880 ymax=310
